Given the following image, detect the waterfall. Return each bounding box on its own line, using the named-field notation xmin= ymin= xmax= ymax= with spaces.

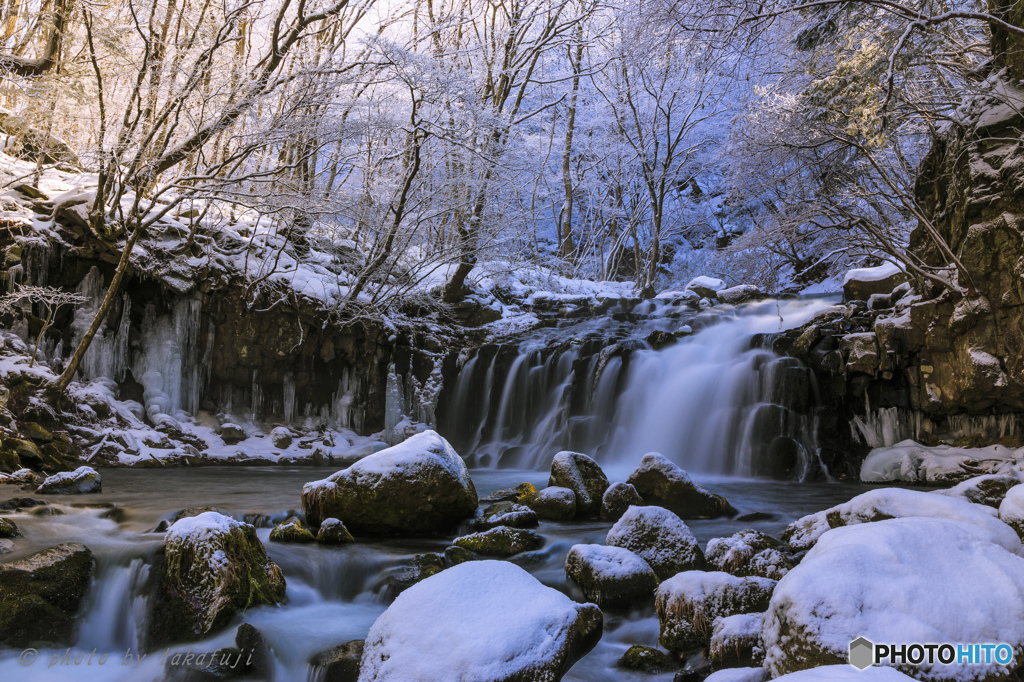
xmin=442 ymin=298 xmax=834 ymax=476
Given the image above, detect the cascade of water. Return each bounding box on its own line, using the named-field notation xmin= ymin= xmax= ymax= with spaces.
xmin=76 ymin=558 xmax=151 ymax=652
xmin=446 ymin=298 xmax=835 ymax=475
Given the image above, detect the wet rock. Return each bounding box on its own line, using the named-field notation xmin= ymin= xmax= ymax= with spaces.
xmin=301 ymin=431 xmax=477 ymax=535
xmin=0 ymin=468 xmax=43 ymax=486
xmin=31 ymin=505 xmax=65 ymax=516
xmin=378 ymin=553 xmax=447 ymax=599
xmin=358 ymin=561 xmax=602 ymax=681
xmin=452 ymin=526 xmax=544 ymax=557
xmin=0 ymin=518 xmax=18 ymax=538
xmin=149 ymin=512 xmax=286 ymax=646
xmin=476 ymin=501 xmax=539 ymax=530
xmin=606 ymin=505 xmax=705 ymax=580
xmin=705 ymin=530 xmax=792 ymax=581
xmin=656 ymin=571 xmax=776 ymax=654
xmin=443 ymin=545 xmax=476 ymax=565
xmin=0 ymin=542 xmax=94 ymax=645
xmin=310 ymin=639 xmax=364 ymax=682
xmin=270 ymin=426 xmax=293 ymax=449
xmin=548 ymin=451 xmax=609 ymax=518
xmin=0 ymin=496 xmax=46 ymax=510
xmin=269 ymin=517 xmax=316 ymax=543
xmin=710 ymin=612 xmax=764 ymax=669
xmin=316 ymin=517 xmax=355 ymax=544
xmin=481 ymin=481 xmax=536 ymax=503
xmin=618 ymin=645 xmax=678 ymax=674
xmin=235 ymin=622 xmax=274 ymax=680
xmin=936 ymin=474 xmax=1020 ymax=508
xmin=36 ymin=465 xmax=101 ymax=494
xmin=565 ymin=544 xmax=657 ymax=608
xmin=601 ymin=482 xmax=644 ymax=521
xmin=522 ymin=486 xmax=576 ymax=520
xmin=627 ymin=453 xmax=736 ymax=518
xmin=646 ymin=330 xmax=678 ymax=350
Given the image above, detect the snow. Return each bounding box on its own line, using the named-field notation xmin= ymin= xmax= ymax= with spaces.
xmin=658 ymin=571 xmax=776 ymax=613
xmin=326 ymin=430 xmax=470 ymax=488
xmin=566 ymin=544 xmax=655 ymax=580
xmin=842 ymin=261 xmax=904 ymax=286
xmin=712 ymin=611 xmax=764 ymax=641
xmin=37 ymin=466 xmax=101 ymax=493
xmin=998 ymin=485 xmax=1024 ymax=532
xmin=606 ymin=505 xmax=703 ymax=576
xmin=763 ymin=517 xmax=1024 ymax=681
xmin=704 ymin=668 xmax=769 ymax=682
xmin=166 ymin=511 xmax=244 ymax=543
xmin=686 ymin=276 xmax=725 ymax=292
xmin=861 ymin=439 xmax=1024 ymax=484
xmin=358 ymin=560 xmax=597 ymax=681
xmin=782 ymin=488 xmax=1019 ymax=553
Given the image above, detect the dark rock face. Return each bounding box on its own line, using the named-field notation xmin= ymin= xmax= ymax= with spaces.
xmin=626 ymin=453 xmax=735 ymax=518
xmin=0 ymin=543 xmax=94 ymax=645
xmin=310 ymin=640 xmax=364 ymax=682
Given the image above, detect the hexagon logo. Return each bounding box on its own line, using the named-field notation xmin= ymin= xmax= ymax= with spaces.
xmin=849 ymin=637 xmax=875 ymax=670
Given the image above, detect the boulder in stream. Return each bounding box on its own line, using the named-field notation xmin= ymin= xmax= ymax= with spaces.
xmin=35 ymin=465 xmax=101 ymax=494
xmin=0 ymin=518 xmax=18 ymax=538
xmin=565 ymin=544 xmax=657 ymax=607
xmin=606 ymin=505 xmax=705 ymax=580
xmin=311 ymin=639 xmax=364 ymax=682
xmin=548 ymin=451 xmax=609 ymax=518
xmin=656 ymin=571 xmax=775 ymax=654
xmin=705 ymin=530 xmax=792 ymax=581
xmin=627 ymin=453 xmax=736 ymax=518
xmin=601 ymin=481 xmax=644 ymax=521
xmin=0 ymin=542 xmax=94 ymax=645
xmin=301 ymin=430 xmax=477 ymax=535
xmin=317 ymin=517 xmax=355 ymax=544
xmin=476 ymin=501 xmax=539 ymax=530
xmin=709 ymin=612 xmax=764 ymax=668
xmin=358 ymin=560 xmax=602 ymax=681
xmin=269 ymin=517 xmax=316 ymax=543
xmin=149 ymin=511 xmax=286 ymax=646
xmin=523 ymin=486 xmax=576 ymax=520
xmin=452 ymin=526 xmax=544 ymax=557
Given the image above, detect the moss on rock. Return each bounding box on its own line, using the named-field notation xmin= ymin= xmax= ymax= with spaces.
xmin=453 ymin=526 xmax=544 ymax=557
xmin=269 ymin=518 xmax=316 ymax=543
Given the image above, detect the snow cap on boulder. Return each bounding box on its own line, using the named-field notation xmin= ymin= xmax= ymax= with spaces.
xmin=36 ymin=466 xmax=101 ymax=494
xmin=301 ymin=430 xmax=477 ymax=535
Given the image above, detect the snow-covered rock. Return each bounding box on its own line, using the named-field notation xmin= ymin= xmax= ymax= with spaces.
xmin=686 ymin=276 xmax=726 ymax=298
xmin=763 ymin=516 xmax=1024 ymax=680
xmin=452 ymin=526 xmax=544 ymax=557
xmin=704 ymin=669 xmax=769 ymax=682
xmin=219 ymin=423 xmax=246 ymax=444
xmin=36 ymin=465 xmax=101 ymax=494
xmin=781 ymin=487 xmax=1019 ymax=553
xmin=269 ymin=517 xmax=315 ymax=543
xmin=999 ymin=485 xmax=1024 ymax=539
xmin=358 ymin=561 xmax=602 ymax=681
xmin=716 ymin=284 xmax=762 ymax=305
xmin=0 ymin=467 xmax=39 ymax=485
xmin=861 ymin=439 xmax=1024 ymax=484
xmin=548 ymin=451 xmax=609 ymax=518
xmin=842 ymin=262 xmax=908 ymax=301
xmin=606 ymin=505 xmax=705 ymax=580
xmin=150 ymin=512 xmax=286 ymax=646
xmin=600 ymin=481 xmax=644 ymax=521
xmin=710 ymin=612 xmax=764 ymax=668
xmin=269 ymin=426 xmax=293 ymax=449
xmin=523 ymin=486 xmax=576 ymax=520
xmin=705 ymin=530 xmax=792 ymax=580
xmin=656 ymin=571 xmax=775 ymax=654
xmin=564 ymin=544 xmax=657 ymax=607
xmin=316 ymin=517 xmax=355 ymax=544
xmin=301 ymin=430 xmax=477 ymax=535
xmin=935 ymin=474 xmax=1020 ymax=508
xmin=626 ymin=452 xmax=735 ymax=518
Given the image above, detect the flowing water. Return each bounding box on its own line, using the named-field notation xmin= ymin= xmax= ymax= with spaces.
xmin=0 ymin=296 xmax=873 ymax=680
xmin=0 ymin=468 xmax=876 ymax=681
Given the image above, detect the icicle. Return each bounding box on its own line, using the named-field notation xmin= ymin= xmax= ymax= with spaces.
xmin=283 ymin=374 xmax=296 ymax=424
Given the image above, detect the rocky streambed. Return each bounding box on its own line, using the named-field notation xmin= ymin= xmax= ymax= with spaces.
xmin=3 ymin=431 xmax=1023 ymax=681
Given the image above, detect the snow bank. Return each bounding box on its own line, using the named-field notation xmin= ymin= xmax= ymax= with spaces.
xmin=861 ymin=439 xmax=1024 ymax=484
xmin=999 ymin=485 xmax=1024 ymax=538
xmin=842 ymin=261 xmax=904 ymax=286
xmin=782 ymin=488 xmax=1019 ymax=553
xmin=358 ymin=561 xmax=601 ymax=681
xmin=763 ymin=517 xmax=1024 ymax=681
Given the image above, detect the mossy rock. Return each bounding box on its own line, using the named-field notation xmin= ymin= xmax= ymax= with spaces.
xmin=0 ymin=518 xmax=19 ymax=538
xmin=269 ymin=518 xmax=316 ymax=543
xmin=0 ymin=542 xmax=94 ymax=646
xmin=0 ymin=448 xmax=21 ymax=473
xmin=483 ymin=481 xmax=537 ymax=503
xmin=316 ymin=518 xmax=355 ymax=544
xmin=21 ymin=422 xmax=53 ymax=443
xmin=618 ymin=645 xmax=678 ymax=673
xmin=452 ymin=526 xmax=544 ymax=557
xmin=477 ymin=501 xmax=539 ymax=530
xmin=149 ymin=513 xmax=286 ymax=647
xmin=173 ymin=506 xmax=222 ymax=523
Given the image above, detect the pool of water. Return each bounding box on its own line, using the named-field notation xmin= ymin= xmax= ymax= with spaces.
xmin=0 ymin=467 xmax=881 ymax=681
